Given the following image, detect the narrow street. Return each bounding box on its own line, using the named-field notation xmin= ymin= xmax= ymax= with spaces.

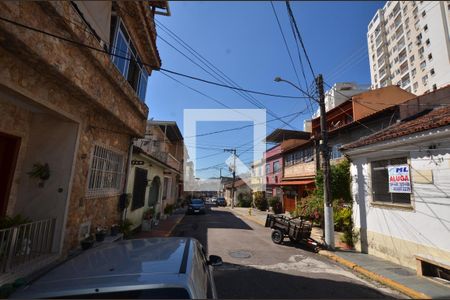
xmin=171 ymin=205 xmax=405 ymax=299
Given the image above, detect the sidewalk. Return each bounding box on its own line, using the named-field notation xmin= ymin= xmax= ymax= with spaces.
xmin=228 ymin=207 xmax=450 ymax=299
xmin=320 ymin=250 xmax=450 ymax=299
xmin=132 ymin=208 xmax=185 ymax=238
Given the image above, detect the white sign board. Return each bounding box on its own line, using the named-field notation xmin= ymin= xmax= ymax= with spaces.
xmin=388 ymin=164 xmax=411 ymax=193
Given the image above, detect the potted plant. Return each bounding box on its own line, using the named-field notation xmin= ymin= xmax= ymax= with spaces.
xmin=95 ymin=227 xmax=107 ymax=242
xmin=80 ymin=234 xmax=95 ymax=250
xmin=110 ymin=224 xmax=120 ymax=236
xmin=27 ymin=163 xmax=50 ymax=187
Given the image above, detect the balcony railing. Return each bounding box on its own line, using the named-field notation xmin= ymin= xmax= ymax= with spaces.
xmin=0 ymin=218 xmax=56 ymax=273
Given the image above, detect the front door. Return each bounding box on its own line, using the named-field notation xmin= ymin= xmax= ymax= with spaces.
xmin=0 ymin=132 xmax=21 ymax=217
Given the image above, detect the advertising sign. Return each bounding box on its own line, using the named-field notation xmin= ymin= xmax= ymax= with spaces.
xmin=388 ymin=164 xmax=411 ymax=193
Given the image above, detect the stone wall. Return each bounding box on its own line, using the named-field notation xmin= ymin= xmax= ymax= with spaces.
xmin=0 ymin=1 xmax=156 ymax=253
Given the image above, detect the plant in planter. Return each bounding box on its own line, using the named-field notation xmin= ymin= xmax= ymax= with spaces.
xmin=80 ymin=234 xmax=95 ymax=250
xmin=110 ymin=224 xmax=120 ymax=236
xmin=95 ymin=226 xmax=107 ymax=242
xmin=142 ymin=208 xmax=155 ymax=232
xmin=119 ymin=219 xmax=133 ymax=238
xmin=163 ymin=204 xmax=174 ymax=215
xmin=27 ymin=163 xmax=50 ymax=187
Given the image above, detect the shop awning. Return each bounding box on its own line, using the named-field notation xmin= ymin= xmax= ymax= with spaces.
xmin=275 ymin=180 xmax=315 ymax=186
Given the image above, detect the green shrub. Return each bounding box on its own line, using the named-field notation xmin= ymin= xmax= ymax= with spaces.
xmin=267 ymin=196 xmax=282 ymax=214
xmin=253 ymin=191 xmax=268 ymax=211
xmin=119 ymin=219 xmax=133 ymax=238
xmin=164 ymin=203 xmax=174 ymax=215
xmin=237 ymin=193 xmax=252 ymax=207
xmin=0 ymin=215 xmax=31 ymax=229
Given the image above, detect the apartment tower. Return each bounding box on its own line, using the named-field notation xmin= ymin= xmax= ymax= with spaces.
xmin=367 ymin=1 xmax=450 ymax=95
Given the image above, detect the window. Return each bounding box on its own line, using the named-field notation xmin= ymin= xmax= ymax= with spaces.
xmin=370 ymin=157 xmax=411 ymax=204
xmin=432 ymin=84 xmax=437 ymax=90
xmin=420 ymin=60 xmax=426 ymax=69
xmin=331 ymin=144 xmax=343 ymax=160
xmin=424 ymin=24 xmax=428 ymax=31
xmin=131 ymin=168 xmax=147 ymax=210
xmin=430 ymin=68 xmax=435 ymax=76
xmin=413 ymin=82 xmax=418 ymax=90
xmin=422 ymin=75 xmax=429 ymax=85
xmin=425 ymin=39 xmax=430 ymax=46
xmin=111 ymin=18 xmax=148 ymax=101
xmin=411 ymin=68 xmax=416 ymax=77
xmin=421 ymin=10 xmax=426 ymax=17
xmin=428 ymin=53 xmax=433 ymax=61
xmin=409 ymin=55 xmax=414 ymax=63
xmin=163 ymin=177 xmax=171 ymax=200
xmin=265 ymin=163 xmax=270 ymax=174
xmin=87 ymin=145 xmax=125 ymax=197
xmin=273 ymin=161 xmax=281 ymax=173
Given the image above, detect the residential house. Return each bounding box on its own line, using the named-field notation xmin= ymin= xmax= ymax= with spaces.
xmin=311 ymin=85 xmax=416 ymax=163
xmin=223 ymin=178 xmax=252 ymax=206
xmin=266 ymin=129 xmax=312 ymax=212
xmin=281 ymin=139 xmax=316 ymax=212
xmin=0 ymin=1 xmax=167 ymax=282
xmin=341 ymin=91 xmax=450 ymax=275
xmin=127 ymin=120 xmax=184 ymax=230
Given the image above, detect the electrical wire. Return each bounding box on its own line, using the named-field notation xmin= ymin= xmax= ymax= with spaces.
xmin=0 ymin=15 xmax=309 ymax=100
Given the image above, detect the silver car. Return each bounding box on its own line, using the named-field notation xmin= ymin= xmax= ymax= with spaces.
xmin=12 ymin=238 xmax=222 ymax=299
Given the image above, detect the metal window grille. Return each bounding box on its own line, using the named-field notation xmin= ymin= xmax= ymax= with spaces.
xmin=370 ymin=157 xmax=411 ymax=204
xmin=87 ymin=145 xmax=124 ymax=198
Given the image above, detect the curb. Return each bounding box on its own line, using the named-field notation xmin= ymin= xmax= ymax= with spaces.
xmin=164 ymin=214 xmax=185 ymax=237
xmin=319 ymin=250 xmax=431 ymax=299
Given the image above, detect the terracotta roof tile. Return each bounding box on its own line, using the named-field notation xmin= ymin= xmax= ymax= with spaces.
xmin=342 ymin=105 xmax=450 ymax=150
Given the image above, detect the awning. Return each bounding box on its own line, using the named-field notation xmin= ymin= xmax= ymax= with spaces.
xmin=275 ymin=180 xmax=315 ymax=186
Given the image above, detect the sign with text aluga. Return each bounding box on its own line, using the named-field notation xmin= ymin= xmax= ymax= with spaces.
xmin=388 ymin=164 xmax=411 ymax=193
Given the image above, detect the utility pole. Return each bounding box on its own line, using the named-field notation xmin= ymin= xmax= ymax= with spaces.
xmin=224 ymin=148 xmax=237 ymax=209
xmin=316 ymin=74 xmax=334 ymax=249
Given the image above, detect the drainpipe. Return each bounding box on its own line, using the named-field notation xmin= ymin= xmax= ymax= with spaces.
xmin=122 ymin=137 xmax=134 ymax=221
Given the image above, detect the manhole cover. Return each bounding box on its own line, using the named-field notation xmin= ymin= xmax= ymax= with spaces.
xmin=229 ymin=250 xmax=252 ymax=259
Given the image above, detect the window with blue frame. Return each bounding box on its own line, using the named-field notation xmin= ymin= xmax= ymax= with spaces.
xmin=111 ymin=18 xmax=148 ymax=101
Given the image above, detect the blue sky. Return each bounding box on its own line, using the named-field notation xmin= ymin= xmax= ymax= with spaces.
xmin=146 ymin=1 xmax=385 ymax=179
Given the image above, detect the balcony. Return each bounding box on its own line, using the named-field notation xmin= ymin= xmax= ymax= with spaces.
xmin=1 ymin=218 xmax=56 ymax=275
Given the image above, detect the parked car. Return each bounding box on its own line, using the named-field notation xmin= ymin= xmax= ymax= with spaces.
xmin=187 ymin=199 xmax=206 ymax=214
xmin=216 ymin=198 xmax=227 ymax=207
xmin=12 ymin=238 xmax=223 ymax=299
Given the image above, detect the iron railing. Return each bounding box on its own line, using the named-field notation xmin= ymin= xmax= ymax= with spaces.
xmin=0 ymin=218 xmax=56 ymax=273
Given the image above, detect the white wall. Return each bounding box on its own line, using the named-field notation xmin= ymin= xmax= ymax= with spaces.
xmin=125 ymin=153 xmax=165 ymax=229
xmin=15 ymin=113 xmax=78 ymax=252
xmin=349 ymin=132 xmax=450 ymax=267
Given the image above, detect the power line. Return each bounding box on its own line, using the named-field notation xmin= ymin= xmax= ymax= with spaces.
xmin=158 ymin=22 xmax=294 ymax=129
xmin=185 ymin=108 xmax=310 ymax=139
xmin=285 ymin=1 xmax=315 ymax=79
xmin=0 ymin=16 xmax=310 ymax=101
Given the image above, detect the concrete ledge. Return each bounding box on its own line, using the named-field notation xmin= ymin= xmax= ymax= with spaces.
xmin=319 ymin=250 xmax=431 ymax=299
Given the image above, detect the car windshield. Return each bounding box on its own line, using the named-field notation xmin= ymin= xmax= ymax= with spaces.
xmin=191 ymin=199 xmax=203 ymax=204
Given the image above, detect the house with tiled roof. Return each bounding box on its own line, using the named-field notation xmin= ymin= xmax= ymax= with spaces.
xmin=341 ymin=88 xmax=450 ymax=277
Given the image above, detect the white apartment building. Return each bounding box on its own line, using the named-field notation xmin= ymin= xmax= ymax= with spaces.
xmin=367 ymin=1 xmax=450 ymax=95
xmin=311 ymin=82 xmax=369 ymax=119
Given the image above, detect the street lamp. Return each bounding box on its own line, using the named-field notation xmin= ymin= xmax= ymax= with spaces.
xmin=274 ymin=75 xmax=334 ymax=250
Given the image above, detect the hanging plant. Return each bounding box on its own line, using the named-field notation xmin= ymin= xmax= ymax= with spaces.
xmin=27 ymin=163 xmax=50 ymax=187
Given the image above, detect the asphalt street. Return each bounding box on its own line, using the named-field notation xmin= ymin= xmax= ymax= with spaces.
xmin=171 ymin=205 xmax=406 ymax=299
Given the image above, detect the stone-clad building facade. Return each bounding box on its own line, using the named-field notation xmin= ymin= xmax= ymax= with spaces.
xmin=0 ymin=1 xmax=166 ymax=279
